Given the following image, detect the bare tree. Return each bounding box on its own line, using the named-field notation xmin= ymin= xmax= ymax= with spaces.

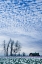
xmin=22 ymin=52 xmax=26 ymax=56
xmin=10 ymin=40 xmax=14 ymax=56
xmin=13 ymin=40 xmax=21 ymax=55
xmin=6 ymin=38 xmax=14 ymax=56
xmin=3 ymin=40 xmax=6 ymax=56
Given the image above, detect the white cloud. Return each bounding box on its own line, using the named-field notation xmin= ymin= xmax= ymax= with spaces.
xmin=0 ymin=0 xmax=42 ymax=55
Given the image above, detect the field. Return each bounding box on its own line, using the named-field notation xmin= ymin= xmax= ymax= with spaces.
xmin=0 ymin=57 xmax=42 ymax=64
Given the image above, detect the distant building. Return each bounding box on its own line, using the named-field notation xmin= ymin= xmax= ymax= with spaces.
xmin=29 ymin=53 xmax=40 ymax=56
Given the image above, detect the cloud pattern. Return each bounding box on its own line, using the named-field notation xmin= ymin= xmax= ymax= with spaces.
xmin=0 ymin=0 xmax=42 ymax=55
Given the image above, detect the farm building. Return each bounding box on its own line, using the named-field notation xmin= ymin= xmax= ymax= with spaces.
xmin=29 ymin=53 xmax=40 ymax=56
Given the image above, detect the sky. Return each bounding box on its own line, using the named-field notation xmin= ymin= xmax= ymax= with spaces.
xmin=0 ymin=0 xmax=42 ymax=56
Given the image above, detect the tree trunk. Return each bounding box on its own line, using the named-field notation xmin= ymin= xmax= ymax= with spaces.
xmin=6 ymin=47 xmax=8 ymax=56
xmin=10 ymin=43 xmax=13 ymax=56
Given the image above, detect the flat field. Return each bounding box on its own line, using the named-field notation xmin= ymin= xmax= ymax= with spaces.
xmin=0 ymin=57 xmax=42 ymax=64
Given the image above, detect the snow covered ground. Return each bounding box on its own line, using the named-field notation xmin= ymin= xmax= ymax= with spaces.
xmin=0 ymin=57 xmax=42 ymax=64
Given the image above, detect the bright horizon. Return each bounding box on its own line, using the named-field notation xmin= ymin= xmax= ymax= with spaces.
xmin=0 ymin=0 xmax=42 ymax=56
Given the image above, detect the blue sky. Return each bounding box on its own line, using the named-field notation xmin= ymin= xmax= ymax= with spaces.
xmin=0 ymin=0 xmax=42 ymax=55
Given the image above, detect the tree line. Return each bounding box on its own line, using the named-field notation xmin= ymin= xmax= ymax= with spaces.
xmin=3 ymin=38 xmax=26 ymax=56
xmin=3 ymin=38 xmax=21 ymax=56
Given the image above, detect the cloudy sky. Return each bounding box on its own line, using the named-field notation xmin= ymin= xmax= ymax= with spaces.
xmin=0 ymin=0 xmax=42 ymax=56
